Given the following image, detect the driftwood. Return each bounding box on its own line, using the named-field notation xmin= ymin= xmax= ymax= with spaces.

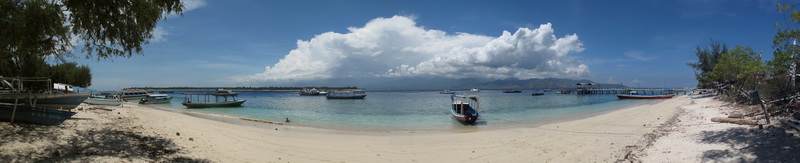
xmin=784 ymin=119 xmax=800 ymax=131
xmin=711 ymin=117 xmax=758 ymax=125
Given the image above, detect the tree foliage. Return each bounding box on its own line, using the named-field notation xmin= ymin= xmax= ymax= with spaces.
xmin=709 ymin=46 xmax=765 ymax=89
xmin=0 ymin=0 xmax=182 ymax=86
xmin=687 ymin=40 xmax=728 ymax=88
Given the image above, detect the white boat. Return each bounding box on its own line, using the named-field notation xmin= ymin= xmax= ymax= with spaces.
xmin=117 ymin=89 xmax=150 ymax=101
xmin=83 ymin=97 xmax=122 ymax=106
xmin=451 ymin=94 xmax=480 ymax=124
xmin=182 ymin=93 xmax=245 ymax=108
xmin=470 ymin=88 xmax=480 ymax=92
xmin=138 ymin=94 xmax=173 ymax=104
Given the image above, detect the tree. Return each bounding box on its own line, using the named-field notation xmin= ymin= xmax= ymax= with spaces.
xmin=709 ymin=46 xmax=766 ymax=89
xmin=687 ymin=40 xmax=728 ymax=88
xmin=0 ymin=0 xmax=183 ymax=79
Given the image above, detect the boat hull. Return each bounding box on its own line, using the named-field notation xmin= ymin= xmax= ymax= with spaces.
xmin=0 ymin=93 xmax=90 ymax=110
xmin=451 ymin=109 xmax=479 ymax=124
xmin=326 ymin=95 xmax=367 ymax=99
xmin=0 ymin=105 xmax=77 ymax=125
xmin=83 ymin=98 xmax=122 ymax=106
xmin=138 ymin=98 xmax=172 ymax=104
xmin=182 ymin=100 xmax=246 ymax=108
xmin=616 ymin=94 xmax=675 ymax=99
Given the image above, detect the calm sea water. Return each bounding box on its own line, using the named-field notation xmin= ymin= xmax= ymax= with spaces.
xmin=149 ymin=90 xmax=657 ymax=131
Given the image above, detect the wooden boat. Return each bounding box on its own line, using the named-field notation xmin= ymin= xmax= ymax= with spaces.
xmin=0 ymin=105 xmax=77 ymax=125
xmin=181 ymin=93 xmax=245 ymax=108
xmin=616 ymin=91 xmax=675 ymax=99
xmin=117 ymin=89 xmax=150 ymax=101
xmin=0 ymin=77 xmax=89 ymax=110
xmin=138 ymin=94 xmax=173 ymax=104
xmin=502 ymin=90 xmax=522 ymax=93
xmin=83 ymin=97 xmax=122 ymax=106
xmin=440 ymin=90 xmax=456 ymax=94
xmin=451 ymin=94 xmax=480 ymax=124
xmin=326 ymin=90 xmax=367 ymax=99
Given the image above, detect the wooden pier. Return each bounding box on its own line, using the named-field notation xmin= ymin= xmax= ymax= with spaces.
xmin=574 ymin=83 xmax=691 ymax=95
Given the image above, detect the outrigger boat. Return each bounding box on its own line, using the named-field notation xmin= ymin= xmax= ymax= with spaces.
xmin=138 ymin=94 xmax=173 ymax=104
xmin=181 ymin=92 xmax=245 ymax=108
xmin=83 ymin=97 xmax=122 ymax=106
xmin=0 ymin=77 xmax=82 ymax=125
xmin=451 ymin=94 xmax=480 ymax=124
xmin=616 ymin=91 xmax=675 ymax=99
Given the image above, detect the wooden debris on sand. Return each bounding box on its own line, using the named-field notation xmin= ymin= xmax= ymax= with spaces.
xmin=711 ymin=117 xmax=758 ymax=125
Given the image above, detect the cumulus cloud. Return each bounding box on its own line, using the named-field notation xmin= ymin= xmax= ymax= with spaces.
xmin=243 ymin=16 xmax=588 ymax=82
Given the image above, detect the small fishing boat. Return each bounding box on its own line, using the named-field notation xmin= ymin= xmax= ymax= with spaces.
xmin=181 ymin=93 xmax=246 ymax=108
xmin=440 ymin=90 xmax=456 ymax=94
xmin=617 ymin=91 xmax=675 ymax=99
xmin=326 ymin=90 xmax=367 ymax=99
xmin=471 ymin=88 xmax=480 ymax=92
xmin=531 ymin=91 xmax=544 ymax=96
xmin=502 ymin=90 xmax=522 ymax=93
xmin=691 ymin=93 xmax=715 ymax=99
xmin=451 ymin=94 xmax=480 ymax=124
xmin=83 ymin=97 xmax=122 ymax=106
xmin=138 ymin=94 xmax=173 ymax=104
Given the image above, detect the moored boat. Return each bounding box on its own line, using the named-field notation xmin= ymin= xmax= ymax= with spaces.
xmin=117 ymin=89 xmax=150 ymax=101
xmin=502 ymin=90 xmax=522 ymax=93
xmin=440 ymin=89 xmax=456 ymax=94
xmin=451 ymin=94 xmax=480 ymax=124
xmin=84 ymin=97 xmax=122 ymax=106
xmin=531 ymin=91 xmax=544 ymax=96
xmin=326 ymin=90 xmax=367 ymax=99
xmin=138 ymin=94 xmax=173 ymax=104
xmin=470 ymin=88 xmax=480 ymax=92
xmin=215 ymin=89 xmax=238 ymax=96
xmin=181 ymin=93 xmax=245 ymax=108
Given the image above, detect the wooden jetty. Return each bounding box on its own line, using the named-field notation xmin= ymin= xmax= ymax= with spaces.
xmin=574 ymin=83 xmax=691 ymax=95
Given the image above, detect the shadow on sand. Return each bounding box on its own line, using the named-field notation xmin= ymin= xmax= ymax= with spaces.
xmin=0 ymin=123 xmax=210 ymax=162
xmin=699 ymin=125 xmax=800 ymax=162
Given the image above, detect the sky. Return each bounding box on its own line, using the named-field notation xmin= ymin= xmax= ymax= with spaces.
xmin=72 ymin=0 xmax=790 ymax=90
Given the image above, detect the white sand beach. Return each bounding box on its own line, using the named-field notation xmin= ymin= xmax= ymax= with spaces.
xmin=2 ymin=95 xmax=798 ymax=162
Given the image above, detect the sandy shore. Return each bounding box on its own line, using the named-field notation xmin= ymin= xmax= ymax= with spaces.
xmin=0 ymin=96 xmax=716 ymax=162
xmin=638 ymin=97 xmax=800 ymax=162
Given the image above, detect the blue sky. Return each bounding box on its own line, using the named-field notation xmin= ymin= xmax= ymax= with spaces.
xmin=74 ymin=0 xmax=787 ymax=90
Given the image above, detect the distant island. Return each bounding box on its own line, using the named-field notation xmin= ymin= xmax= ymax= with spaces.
xmin=127 ymin=86 xmax=359 ymax=91
xmin=127 ymin=78 xmax=630 ymax=91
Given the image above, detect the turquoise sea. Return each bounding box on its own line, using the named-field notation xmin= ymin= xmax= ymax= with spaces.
xmin=150 ymin=90 xmax=662 ymax=131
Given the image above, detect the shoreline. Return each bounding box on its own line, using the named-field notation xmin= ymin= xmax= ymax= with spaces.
xmin=1 ymin=95 xmax=691 ymax=162
xmin=145 ymin=94 xmax=659 ymax=133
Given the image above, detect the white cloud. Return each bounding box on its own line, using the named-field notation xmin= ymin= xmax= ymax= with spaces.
xmin=150 ymin=27 xmax=168 ymax=43
xmin=243 ymin=16 xmax=589 ymax=83
xmin=624 ymin=50 xmax=653 ymax=61
xmin=182 ymin=0 xmax=206 ymax=11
